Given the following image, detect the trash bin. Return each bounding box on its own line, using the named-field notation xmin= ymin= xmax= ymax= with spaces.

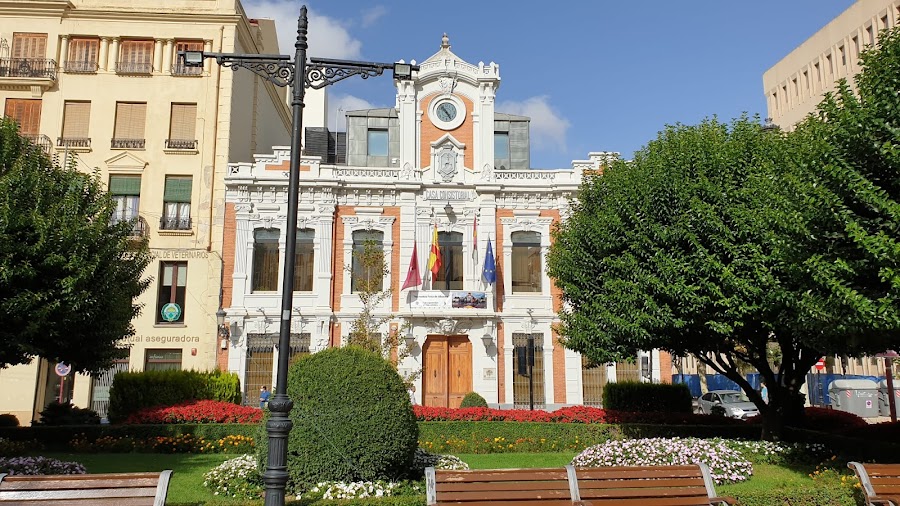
xmin=879 ymin=379 xmax=899 ymax=417
xmin=828 ymin=379 xmax=879 ymax=418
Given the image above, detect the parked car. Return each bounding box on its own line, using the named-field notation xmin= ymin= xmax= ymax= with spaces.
xmin=698 ymin=390 xmax=759 ymax=419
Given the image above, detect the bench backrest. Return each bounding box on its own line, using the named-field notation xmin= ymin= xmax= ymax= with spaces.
xmin=0 ymin=470 xmax=172 ymax=505
xmin=426 ymin=467 xmax=577 ymax=505
xmin=849 ymin=462 xmax=900 ymax=504
xmin=575 ymin=464 xmax=722 ymax=505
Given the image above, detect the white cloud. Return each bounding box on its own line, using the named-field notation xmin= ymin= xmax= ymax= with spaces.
xmin=361 ymin=6 xmax=387 ymax=28
xmin=327 ymin=94 xmax=380 ymax=131
xmin=497 ymin=96 xmax=570 ymax=152
xmin=244 ymin=1 xmax=362 ymax=59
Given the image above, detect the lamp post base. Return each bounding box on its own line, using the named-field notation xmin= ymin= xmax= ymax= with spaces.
xmin=263 ymin=394 xmax=294 ymax=506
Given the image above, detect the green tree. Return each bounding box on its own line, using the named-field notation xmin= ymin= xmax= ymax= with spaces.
xmin=0 ymin=118 xmax=151 ymax=373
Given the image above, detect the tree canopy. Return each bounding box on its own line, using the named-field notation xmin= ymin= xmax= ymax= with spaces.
xmin=0 ymin=118 xmax=151 ymax=373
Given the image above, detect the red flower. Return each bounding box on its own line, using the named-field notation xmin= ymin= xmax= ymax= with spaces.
xmin=124 ymin=400 xmax=263 ymax=424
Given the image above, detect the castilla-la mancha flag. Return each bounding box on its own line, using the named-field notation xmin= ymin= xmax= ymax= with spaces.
xmin=427 ymin=225 xmax=442 ymax=277
xmin=401 ymin=243 xmax=421 ymax=290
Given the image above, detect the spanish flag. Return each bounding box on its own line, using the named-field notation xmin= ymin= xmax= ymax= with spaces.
xmin=427 ymin=225 xmax=442 ymax=278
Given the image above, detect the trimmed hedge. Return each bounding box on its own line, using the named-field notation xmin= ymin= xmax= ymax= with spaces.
xmin=0 ymin=424 xmax=256 ymax=451
xmin=459 ymin=392 xmax=488 ymax=408
xmin=722 ymin=485 xmax=857 ymax=506
xmin=108 ymin=369 xmax=241 ymax=423
xmin=785 ymin=427 xmax=900 ymax=463
xmin=602 ymin=381 xmax=692 ymax=413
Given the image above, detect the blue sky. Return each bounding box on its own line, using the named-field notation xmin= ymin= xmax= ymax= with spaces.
xmin=244 ymin=1 xmax=855 ymax=168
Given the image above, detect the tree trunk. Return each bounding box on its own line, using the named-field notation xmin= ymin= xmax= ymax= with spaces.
xmin=760 ymin=376 xmax=807 ymax=441
xmin=698 ymin=360 xmax=709 ymax=395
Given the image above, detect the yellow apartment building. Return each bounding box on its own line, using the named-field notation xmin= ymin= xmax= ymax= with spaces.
xmin=0 ymin=0 xmax=290 ymax=423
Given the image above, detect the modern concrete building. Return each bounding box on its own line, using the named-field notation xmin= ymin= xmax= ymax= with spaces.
xmin=0 ymin=0 xmax=290 ymax=423
xmin=219 ymin=36 xmax=673 ymax=409
xmin=763 ymin=0 xmax=900 ymax=128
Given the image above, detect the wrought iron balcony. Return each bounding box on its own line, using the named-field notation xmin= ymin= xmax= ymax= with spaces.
xmin=111 ymin=138 xmax=145 ymax=149
xmin=23 ymin=134 xmax=52 ymax=155
xmin=165 ymin=138 xmax=197 ymax=150
xmin=64 ymin=60 xmax=99 ymax=73
xmin=160 ymin=216 xmax=191 ymax=231
xmin=0 ymin=58 xmax=58 ymax=80
xmin=57 ymin=137 xmax=91 ymax=148
xmin=171 ymin=63 xmax=202 ymax=76
xmin=112 ymin=216 xmax=148 ymax=239
xmin=115 ymin=61 xmax=153 ymax=75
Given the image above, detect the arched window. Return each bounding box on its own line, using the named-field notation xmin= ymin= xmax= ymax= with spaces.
xmin=434 ymin=231 xmax=463 ymax=290
xmin=351 ymin=230 xmax=384 ymax=293
xmin=293 ymin=228 xmax=314 ymax=292
xmin=252 ymin=229 xmax=280 ymax=292
xmin=511 ymin=231 xmax=542 ymax=293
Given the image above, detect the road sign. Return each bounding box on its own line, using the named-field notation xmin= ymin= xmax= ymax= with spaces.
xmin=55 ymin=362 xmax=71 ymax=377
xmin=815 ymin=358 xmax=826 ymax=371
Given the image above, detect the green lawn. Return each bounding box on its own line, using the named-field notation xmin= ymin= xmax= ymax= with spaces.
xmin=456 ymin=453 xmax=577 ymax=469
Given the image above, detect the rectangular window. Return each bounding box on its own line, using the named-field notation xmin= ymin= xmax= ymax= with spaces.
xmin=826 ymin=54 xmax=833 ymax=76
xmin=108 ymin=175 xmax=141 ymax=228
xmin=814 ymin=62 xmax=821 ymax=82
xmin=511 ymin=231 xmax=542 ymax=293
xmin=512 ymin=333 xmax=545 ymax=409
xmin=12 ymin=32 xmax=47 ymax=59
xmin=156 ymin=262 xmax=186 ymax=324
xmin=118 ymin=39 xmax=153 ymax=74
xmin=434 ymin=231 xmax=463 ymax=290
xmin=3 ymin=98 xmax=42 ymax=136
xmin=852 ymin=36 xmax=859 ymax=58
xmin=367 ymin=129 xmax=388 ymax=156
xmin=791 ymin=78 xmax=798 ymax=97
xmin=839 ymin=45 xmax=846 ymax=67
xmin=351 ymin=230 xmax=384 ymax=293
xmin=293 ymin=229 xmax=314 ymax=292
xmin=252 ymin=229 xmax=280 ymax=292
xmin=61 ymin=101 xmax=91 ymax=147
xmin=882 ymin=16 xmax=889 ymax=31
xmin=173 ymin=40 xmax=204 ymax=75
xmin=867 ymin=25 xmax=875 ymax=46
xmin=162 ymin=176 xmax=192 ymax=230
xmin=144 ymin=349 xmax=182 ymax=371
xmin=66 ymin=38 xmax=99 ymax=73
xmin=494 ymin=132 xmax=510 ymax=170
xmin=802 ymin=71 xmax=809 ymax=93
xmin=113 ymin=102 xmax=146 ymax=149
xmin=167 ymin=103 xmax=197 ymax=150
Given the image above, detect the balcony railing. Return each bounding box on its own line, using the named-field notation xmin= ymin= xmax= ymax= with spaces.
xmin=23 ymin=134 xmax=52 ymax=155
xmin=160 ymin=216 xmax=191 ymax=231
xmin=64 ymin=60 xmax=99 ymax=73
xmin=57 ymin=137 xmax=91 ymax=148
xmin=115 ymin=61 xmax=153 ymax=75
xmin=0 ymin=58 xmax=58 ymax=80
xmin=112 ymin=216 xmax=148 ymax=239
xmin=171 ymin=63 xmax=202 ymax=76
xmin=111 ymin=138 xmax=145 ymax=149
xmin=165 ymin=139 xmax=197 ymax=150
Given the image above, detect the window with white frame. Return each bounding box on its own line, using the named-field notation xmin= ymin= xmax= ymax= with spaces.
xmin=252 ymin=229 xmax=280 ymax=292
xmin=293 ymin=228 xmax=314 ymax=292
xmin=351 ymin=230 xmax=384 ymax=293
xmin=434 ymin=231 xmax=463 ymax=290
xmin=511 ymin=231 xmax=542 ymax=293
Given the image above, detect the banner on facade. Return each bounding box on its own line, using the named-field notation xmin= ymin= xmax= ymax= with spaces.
xmin=409 ymin=291 xmax=488 ymax=310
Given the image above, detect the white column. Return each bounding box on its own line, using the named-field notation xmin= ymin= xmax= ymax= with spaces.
xmin=110 ymin=38 xmax=120 ymax=72
xmin=396 ymin=79 xmax=417 ymax=170
xmin=398 ymin=192 xmax=417 ymax=304
xmin=315 ymin=209 xmax=335 ymax=311
xmin=59 ymin=35 xmax=69 ymax=68
xmin=153 ymin=39 xmax=163 ymax=73
xmin=98 ymin=38 xmax=110 ymax=72
xmin=162 ymin=39 xmax=173 ymax=74
xmin=231 ymin=215 xmax=251 ymax=309
xmin=204 ymin=40 xmax=213 ymax=73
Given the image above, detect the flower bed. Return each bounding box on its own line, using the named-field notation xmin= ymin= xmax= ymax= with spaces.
xmin=413 ymin=405 xmax=744 ymax=425
xmin=0 ymin=456 xmax=86 ymax=475
xmin=203 ymin=454 xmax=263 ymax=499
xmin=124 ymin=400 xmax=262 ymax=424
xmin=69 ymin=432 xmax=254 ymax=454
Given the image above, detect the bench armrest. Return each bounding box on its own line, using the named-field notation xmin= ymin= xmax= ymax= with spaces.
xmin=710 ymin=496 xmax=737 ymax=505
xmin=867 ymin=495 xmax=900 ymax=506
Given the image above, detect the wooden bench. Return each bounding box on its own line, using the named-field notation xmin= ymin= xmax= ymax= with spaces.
xmin=848 ymin=462 xmax=900 ymax=506
xmin=425 ymin=464 xmax=735 ymax=505
xmin=0 ymin=470 xmax=172 ymax=505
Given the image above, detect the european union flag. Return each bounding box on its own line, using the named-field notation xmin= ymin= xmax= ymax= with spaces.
xmin=482 ymin=238 xmax=496 ymax=284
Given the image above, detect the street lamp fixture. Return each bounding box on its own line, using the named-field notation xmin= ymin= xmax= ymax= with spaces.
xmin=180 ymin=7 xmax=417 ymax=506
xmin=216 ymin=308 xmax=229 ymax=340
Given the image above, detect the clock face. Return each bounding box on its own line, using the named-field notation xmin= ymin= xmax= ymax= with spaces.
xmin=436 ymin=102 xmax=457 ymax=122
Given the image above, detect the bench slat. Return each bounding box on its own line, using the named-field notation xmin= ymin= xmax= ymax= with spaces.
xmin=0 ymin=487 xmax=158 ymax=500
xmin=579 ymin=478 xmax=706 ymax=489
xmin=438 ymin=481 xmax=572 ymax=492
xmin=0 ymin=478 xmax=162 ymax=490
xmin=0 ymin=497 xmax=156 ymax=505
xmin=438 ymin=469 xmax=570 ymax=483
xmin=577 ymin=468 xmax=705 ymax=480
xmin=439 ymin=489 xmax=572 ymax=501
xmin=431 ymin=501 xmax=575 ymax=506
xmin=578 ymin=486 xmax=710 ymax=499
xmin=0 ymin=471 xmax=171 ymax=506
xmin=580 ymin=497 xmax=724 ymax=506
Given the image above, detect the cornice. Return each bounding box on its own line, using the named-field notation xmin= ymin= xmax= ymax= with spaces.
xmin=0 ymin=0 xmax=71 ymax=17
xmin=64 ymin=9 xmax=242 ymax=24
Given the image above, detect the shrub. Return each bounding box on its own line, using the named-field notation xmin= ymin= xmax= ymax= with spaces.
xmin=108 ymin=369 xmax=241 ymax=423
xmin=602 ymin=382 xmax=693 ymax=413
xmin=0 ymin=414 xmax=19 ymax=428
xmin=266 ymin=347 xmax=418 ymax=491
xmin=36 ymin=401 xmax=99 ymax=425
xmin=203 ymin=454 xmax=263 ymax=499
xmin=0 ymin=437 xmax=29 ymax=456
xmin=800 ymin=407 xmax=867 ymax=431
xmin=412 ymin=405 xmax=743 ymax=425
xmin=572 ymin=437 xmax=753 ymax=484
xmin=0 ymin=424 xmax=257 ymax=452
xmin=124 ymin=400 xmax=263 ymax=424
xmin=842 ymin=420 xmax=900 ymax=441
xmin=0 ymin=456 xmax=86 ymax=475
xmin=459 ymin=392 xmax=488 ymax=408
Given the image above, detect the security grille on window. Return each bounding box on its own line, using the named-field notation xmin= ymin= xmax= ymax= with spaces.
xmin=161 ymin=176 xmax=192 ymax=230
xmin=252 ymin=229 xmax=280 ymax=292
xmin=615 ymin=361 xmax=641 ymax=382
xmin=434 ymin=231 xmax=463 ymax=290
xmin=512 ymin=333 xmax=545 ymax=409
xmin=244 ymin=333 xmax=310 ymax=406
xmin=351 ymin=230 xmax=384 ymax=293
xmin=167 ymin=103 xmax=197 ymax=150
xmin=144 ymin=349 xmax=182 ymax=371
xmin=61 ymin=101 xmax=91 ymax=148
xmin=582 ymin=356 xmax=608 ymax=407
xmin=66 ymin=38 xmax=99 ymax=73
xmin=293 ymin=229 xmax=314 ymax=292
xmin=109 ymin=175 xmax=141 ymax=234
xmin=511 ymin=231 xmax=542 ymax=293
xmin=112 ymin=102 xmax=146 ymax=149
xmin=156 ymin=262 xmax=186 ymax=323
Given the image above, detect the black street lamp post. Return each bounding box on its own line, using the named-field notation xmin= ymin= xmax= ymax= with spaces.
xmin=180 ymin=7 xmax=416 ymax=505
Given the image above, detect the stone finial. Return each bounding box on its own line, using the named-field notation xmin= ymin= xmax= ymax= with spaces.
xmin=441 ymin=33 xmax=450 ymax=49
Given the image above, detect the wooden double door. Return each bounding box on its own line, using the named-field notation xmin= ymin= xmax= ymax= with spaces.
xmin=423 ymin=335 xmax=472 ymax=408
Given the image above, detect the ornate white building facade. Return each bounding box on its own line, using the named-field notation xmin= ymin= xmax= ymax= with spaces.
xmin=220 ymin=37 xmax=671 ymax=408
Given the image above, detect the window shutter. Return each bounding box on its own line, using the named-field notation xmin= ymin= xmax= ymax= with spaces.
xmin=120 ymin=40 xmax=153 ymax=65
xmin=175 ymin=40 xmax=204 ymax=52
xmin=114 ymin=102 xmax=147 ymax=139
xmin=68 ymin=38 xmax=99 ymax=64
xmin=62 ymin=101 xmax=91 ymax=138
xmin=12 ymin=33 xmax=47 ymax=59
xmin=164 ymin=177 xmax=193 ymax=203
xmin=169 ymin=104 xmax=197 ymax=140
xmin=109 ymin=175 xmax=141 ymax=196
xmin=3 ymin=99 xmax=41 ymax=136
